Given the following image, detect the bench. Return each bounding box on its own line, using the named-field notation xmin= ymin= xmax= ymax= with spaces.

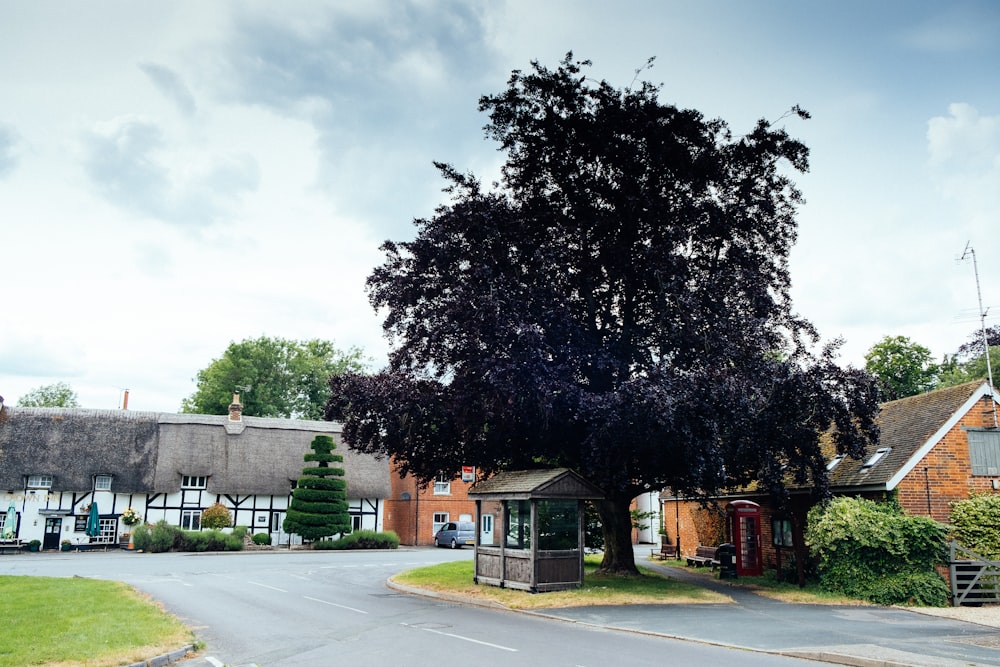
xmin=685 ymin=545 xmax=719 ymax=569
xmin=651 ymin=543 xmax=678 ymax=560
xmin=0 ymin=539 xmax=23 ymax=555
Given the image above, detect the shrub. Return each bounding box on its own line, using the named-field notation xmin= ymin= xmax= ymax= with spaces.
xmin=252 ymin=532 xmax=272 ymax=546
xmin=131 ymin=524 xmax=152 ymax=551
xmin=284 ymin=435 xmax=351 ymax=541
xmin=232 ymin=525 xmax=249 ymax=539
xmin=150 ymin=520 xmax=181 ymax=553
xmin=950 ymin=493 xmax=1000 ymax=558
xmin=201 ymin=503 xmax=233 ymax=530
xmin=314 ymin=530 xmax=399 ymax=550
xmin=806 ymin=496 xmax=949 ymax=606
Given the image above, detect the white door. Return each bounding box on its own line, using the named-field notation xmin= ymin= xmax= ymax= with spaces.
xmin=480 ymin=514 xmax=494 ymax=546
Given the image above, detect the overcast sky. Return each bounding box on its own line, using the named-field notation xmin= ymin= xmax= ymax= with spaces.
xmin=2 ymin=1 xmax=998 ymax=412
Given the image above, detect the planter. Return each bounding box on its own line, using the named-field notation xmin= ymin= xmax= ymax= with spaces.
xmin=28 ymin=544 xmax=39 ymax=552
xmin=60 ymin=543 xmax=72 ymax=552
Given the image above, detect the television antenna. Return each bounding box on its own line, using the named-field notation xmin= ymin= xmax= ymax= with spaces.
xmin=961 ymin=242 xmax=997 ymax=428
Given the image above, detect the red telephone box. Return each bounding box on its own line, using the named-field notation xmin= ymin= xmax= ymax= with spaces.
xmin=727 ymin=500 xmax=762 ymax=577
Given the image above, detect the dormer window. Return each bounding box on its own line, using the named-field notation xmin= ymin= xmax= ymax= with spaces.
xmin=181 ymin=475 xmax=208 ymax=489
xmin=94 ymin=475 xmax=112 ymax=491
xmin=26 ymin=474 xmax=53 ymax=489
xmin=861 ymin=448 xmax=891 ymax=469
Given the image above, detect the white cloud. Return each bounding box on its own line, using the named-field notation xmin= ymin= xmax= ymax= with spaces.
xmin=138 ymin=62 xmax=197 ymax=116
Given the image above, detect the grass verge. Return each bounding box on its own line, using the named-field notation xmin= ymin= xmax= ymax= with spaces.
xmin=392 ymin=554 xmax=731 ymax=610
xmin=0 ymin=575 xmax=195 ymax=667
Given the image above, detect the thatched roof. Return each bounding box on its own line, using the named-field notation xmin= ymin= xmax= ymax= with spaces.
xmin=469 ymin=468 xmax=604 ymax=500
xmin=0 ymin=407 xmax=390 ymax=498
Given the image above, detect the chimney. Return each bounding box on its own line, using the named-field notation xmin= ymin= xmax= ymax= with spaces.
xmin=121 ymin=389 xmax=129 ymax=410
xmin=228 ymin=392 xmax=243 ymax=422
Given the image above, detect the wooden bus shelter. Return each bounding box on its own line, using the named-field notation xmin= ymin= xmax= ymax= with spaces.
xmin=468 ymin=468 xmax=603 ymax=593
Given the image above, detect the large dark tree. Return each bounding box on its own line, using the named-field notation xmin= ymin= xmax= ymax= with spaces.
xmin=327 ymin=55 xmax=879 ymax=574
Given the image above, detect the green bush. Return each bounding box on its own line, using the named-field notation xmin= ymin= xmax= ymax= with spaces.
xmin=252 ymin=533 xmax=272 ymax=546
xmin=806 ymin=496 xmax=948 ymax=606
xmin=950 ymin=493 xmax=1000 ymax=558
xmin=150 ymin=520 xmax=181 ymax=553
xmin=232 ymin=525 xmax=249 ymax=539
xmin=131 ymin=524 xmax=152 ymax=551
xmin=201 ymin=503 xmax=233 ymax=530
xmin=313 ymin=530 xmax=399 ymax=550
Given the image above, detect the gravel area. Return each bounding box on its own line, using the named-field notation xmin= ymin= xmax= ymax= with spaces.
xmin=910 ymin=603 xmax=1000 ymax=628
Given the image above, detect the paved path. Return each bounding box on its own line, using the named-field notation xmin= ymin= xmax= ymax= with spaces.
xmin=531 ymin=548 xmax=1000 ymax=667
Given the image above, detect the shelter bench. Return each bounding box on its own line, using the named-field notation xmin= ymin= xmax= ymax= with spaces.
xmin=686 ymin=545 xmax=719 ymax=569
xmin=0 ymin=539 xmax=23 ymax=554
xmin=651 ymin=543 xmax=678 ymax=560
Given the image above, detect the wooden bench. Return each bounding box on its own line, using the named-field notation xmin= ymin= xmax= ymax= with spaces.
xmin=685 ymin=545 xmax=719 ymax=569
xmin=0 ymin=539 xmax=23 ymax=555
xmin=651 ymin=543 xmax=678 ymax=560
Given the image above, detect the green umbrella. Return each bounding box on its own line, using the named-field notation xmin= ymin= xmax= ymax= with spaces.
xmin=86 ymin=501 xmax=101 ymax=538
xmin=2 ymin=502 xmax=15 ymax=539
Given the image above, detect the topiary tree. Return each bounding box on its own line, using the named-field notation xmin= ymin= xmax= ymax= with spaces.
xmin=950 ymin=493 xmax=1000 ymax=559
xmin=201 ymin=502 xmax=232 ymax=530
xmin=806 ymin=496 xmax=949 ymax=606
xmin=283 ymin=435 xmax=351 ymax=542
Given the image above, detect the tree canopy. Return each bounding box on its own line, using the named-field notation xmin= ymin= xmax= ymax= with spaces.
xmin=864 ymin=335 xmax=938 ymax=400
xmin=181 ymin=336 xmax=367 ymax=419
xmin=17 ymin=382 xmax=80 ymax=408
xmin=327 ymin=55 xmax=879 ymax=573
xmin=937 ymin=325 xmax=1000 ymax=389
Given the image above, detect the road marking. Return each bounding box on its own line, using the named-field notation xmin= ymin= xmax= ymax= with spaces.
xmin=205 ymin=657 xmax=225 ymax=667
xmin=247 ymin=581 xmax=287 ymax=592
xmin=404 ymin=624 xmax=517 ymax=652
xmin=303 ymin=595 xmax=368 ymax=614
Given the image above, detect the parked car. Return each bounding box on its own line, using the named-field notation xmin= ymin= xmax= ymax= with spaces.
xmin=433 ymin=521 xmax=476 ymax=548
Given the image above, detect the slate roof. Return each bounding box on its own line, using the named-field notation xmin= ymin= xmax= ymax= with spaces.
xmin=469 ymin=468 xmax=604 ymax=500
xmin=828 ymin=380 xmax=998 ymax=491
xmin=0 ymin=407 xmax=390 ymax=498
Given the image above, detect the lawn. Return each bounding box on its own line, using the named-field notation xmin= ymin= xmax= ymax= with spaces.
xmin=0 ymin=576 xmax=195 ymax=667
xmin=391 ymin=554 xmax=731 ymax=610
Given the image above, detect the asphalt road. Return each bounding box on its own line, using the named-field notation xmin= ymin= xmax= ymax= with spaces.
xmin=2 ymin=548 xmax=819 ymax=667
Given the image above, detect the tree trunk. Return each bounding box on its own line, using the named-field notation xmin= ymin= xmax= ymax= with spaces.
xmin=596 ymin=497 xmax=640 ymax=575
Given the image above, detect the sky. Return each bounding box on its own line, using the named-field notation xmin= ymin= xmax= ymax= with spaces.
xmin=1 ymin=1 xmax=998 ymax=412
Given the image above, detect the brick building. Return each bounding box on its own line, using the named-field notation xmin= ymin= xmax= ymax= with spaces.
xmin=660 ymin=380 xmax=1000 ymax=573
xmin=383 ymin=466 xmax=478 ymax=546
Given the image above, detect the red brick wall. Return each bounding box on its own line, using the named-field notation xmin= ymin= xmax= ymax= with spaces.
xmin=896 ymin=397 xmax=1000 ymax=522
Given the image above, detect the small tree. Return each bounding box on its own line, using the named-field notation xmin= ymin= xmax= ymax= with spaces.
xmin=17 ymin=382 xmax=80 ymax=407
xmin=864 ymin=335 xmax=937 ymax=400
xmin=201 ymin=502 xmax=232 ymax=530
xmin=283 ymin=435 xmax=351 ymax=542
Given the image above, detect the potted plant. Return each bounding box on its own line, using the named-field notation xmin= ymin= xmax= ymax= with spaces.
xmin=28 ymin=539 xmax=41 ymax=552
xmin=60 ymin=539 xmax=72 ymax=552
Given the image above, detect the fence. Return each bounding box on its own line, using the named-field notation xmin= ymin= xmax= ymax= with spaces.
xmin=950 ymin=540 xmax=1000 ymax=607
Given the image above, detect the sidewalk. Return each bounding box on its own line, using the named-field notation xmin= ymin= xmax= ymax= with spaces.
xmin=529 ymin=546 xmax=1000 ymax=667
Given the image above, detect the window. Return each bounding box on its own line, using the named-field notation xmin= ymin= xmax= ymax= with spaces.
xmin=94 ymin=475 xmax=112 ymax=491
xmin=433 ymin=474 xmax=450 ymax=495
xmin=432 ymin=512 xmax=449 ymax=534
xmin=537 ymin=500 xmax=578 ymax=551
xmin=181 ymin=509 xmax=202 ymax=530
xmin=772 ymin=518 xmax=794 ymax=547
xmin=969 ymin=430 xmax=1000 ymax=476
xmin=505 ymin=500 xmax=531 ymax=550
xmin=181 ymin=476 xmax=207 ymax=489
xmin=0 ymin=510 xmax=14 ymax=537
xmin=861 ymin=448 xmax=891 ymax=469
xmin=826 ymin=454 xmax=846 ymax=471
xmin=351 ymin=515 xmax=362 ymax=531
xmin=97 ymin=518 xmax=116 ymax=543
xmin=26 ymin=474 xmax=53 ymax=489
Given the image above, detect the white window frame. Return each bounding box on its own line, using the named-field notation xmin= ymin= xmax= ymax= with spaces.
xmin=432 ymin=512 xmax=449 ymax=534
xmin=26 ymin=474 xmax=53 ymax=489
xmin=826 ymin=454 xmax=846 ymax=471
xmin=181 ymin=509 xmax=202 ymax=530
xmin=862 ymin=447 xmax=891 ymax=469
xmin=94 ymin=475 xmax=112 ymax=491
xmin=432 ymin=474 xmax=451 ymax=496
xmin=181 ymin=475 xmax=207 ymax=489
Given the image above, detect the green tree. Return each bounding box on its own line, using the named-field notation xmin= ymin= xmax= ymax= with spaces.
xmin=181 ymin=337 xmax=367 ymax=419
xmin=17 ymin=382 xmax=80 ymax=407
xmin=328 ymin=55 xmax=879 ymax=574
xmin=936 ymin=326 xmax=1000 ymax=389
xmin=200 ymin=502 xmax=232 ymax=530
xmin=283 ymin=435 xmax=351 ymax=542
xmin=864 ymin=335 xmax=938 ymax=400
